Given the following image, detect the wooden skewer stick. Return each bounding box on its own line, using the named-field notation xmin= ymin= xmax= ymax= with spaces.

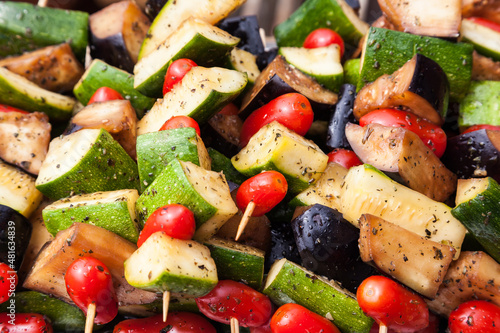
xmin=85 ymin=303 xmax=96 ymax=333
xmin=230 ymin=317 xmax=240 ymax=333
xmin=163 ymin=290 xmax=170 ymax=322
xmin=235 ymin=201 xmax=255 ymax=241
xmin=379 ymin=323 xmax=388 ymax=333
xmin=37 ymin=0 xmax=49 ymax=7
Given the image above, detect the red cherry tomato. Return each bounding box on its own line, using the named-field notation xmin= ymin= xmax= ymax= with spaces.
xmin=356 ymin=275 xmax=429 ymax=333
xmin=467 ymin=17 xmax=500 ymax=33
xmin=303 ymin=28 xmax=345 ymax=57
xmin=113 ymin=312 xmax=217 ymax=333
xmin=0 ymin=262 xmax=17 ymax=304
xmin=88 ymin=87 xmax=124 ymax=104
xmin=236 ymin=171 xmax=288 ymax=217
xmin=327 ymin=148 xmax=362 ymax=169
xmin=65 ymin=257 xmax=118 ymax=325
xmin=159 ymin=115 xmax=201 ymax=136
xmin=270 ymin=303 xmax=341 ymax=333
xmin=359 ymin=109 xmax=447 ymax=158
xmin=196 ymin=280 xmax=273 ymax=327
xmin=370 ymin=312 xmax=439 ymax=333
xmin=0 ymin=104 xmax=29 ymax=114
xmin=219 ymin=103 xmax=239 ymax=116
xmin=448 ymin=300 xmax=500 ymax=333
xmin=163 ymin=58 xmax=198 ymax=95
xmin=137 ymin=204 xmax=196 ymax=247
xmin=240 ymin=93 xmax=314 ymax=147
xmin=0 ymin=313 xmax=53 ymax=332
xmin=462 ymin=124 xmax=500 ymax=134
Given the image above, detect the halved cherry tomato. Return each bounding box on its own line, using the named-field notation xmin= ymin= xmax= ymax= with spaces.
xmin=462 ymin=124 xmax=500 ymax=134
xmin=357 ymin=275 xmax=429 ymax=333
xmin=327 ymin=148 xmax=362 ymax=169
xmin=0 ymin=262 xmax=16 ymax=304
xmin=0 ymin=313 xmax=53 ymax=332
xmin=159 ymin=115 xmax=201 ymax=136
xmin=303 ymin=28 xmax=345 ymax=57
xmin=196 ymin=280 xmax=273 ymax=327
xmin=448 ymin=300 xmax=500 ymax=333
xmin=65 ymin=257 xmax=118 ymax=325
xmin=0 ymin=104 xmax=29 ymax=114
xmin=163 ymin=58 xmax=198 ymax=95
xmin=467 ymin=17 xmax=500 ymax=33
xmin=270 ymin=303 xmax=341 ymax=333
xmin=113 ymin=312 xmax=217 ymax=333
xmin=137 ymin=204 xmax=196 ymax=247
xmin=240 ymin=93 xmax=314 ymax=147
xmin=359 ymin=109 xmax=447 ymax=158
xmin=235 ymin=171 xmax=288 ymax=217
xmin=88 ymin=87 xmax=124 ymax=104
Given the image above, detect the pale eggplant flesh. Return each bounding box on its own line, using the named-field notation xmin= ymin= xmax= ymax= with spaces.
xmin=354 ymin=53 xmax=449 ymax=126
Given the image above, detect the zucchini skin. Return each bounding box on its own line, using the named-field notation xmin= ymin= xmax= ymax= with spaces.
xmin=0 ymin=204 xmax=31 ymax=271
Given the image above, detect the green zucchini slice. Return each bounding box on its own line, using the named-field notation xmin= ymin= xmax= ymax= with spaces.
xmin=459 ymin=81 xmax=500 ymax=128
xmin=462 ymin=18 xmax=500 ymax=61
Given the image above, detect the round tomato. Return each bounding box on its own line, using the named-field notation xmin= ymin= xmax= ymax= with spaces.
xmin=357 ymin=275 xmax=429 ymax=333
xmin=163 ymin=58 xmax=198 ymax=95
xmin=359 ymin=109 xmax=447 ymax=158
xmin=0 ymin=262 xmax=17 ymax=304
xmin=462 ymin=124 xmax=500 ymax=134
xmin=218 ymin=103 xmax=239 ymax=116
xmin=270 ymin=303 xmax=341 ymax=333
xmin=0 ymin=313 xmax=53 ymax=332
xmin=137 ymin=204 xmax=196 ymax=247
xmin=113 ymin=312 xmax=217 ymax=333
xmin=0 ymin=104 xmax=29 ymax=114
xmin=240 ymin=93 xmax=314 ymax=147
xmin=196 ymin=280 xmax=273 ymax=327
xmin=88 ymin=87 xmax=124 ymax=104
xmin=159 ymin=115 xmax=201 ymax=136
xmin=235 ymin=171 xmax=288 ymax=217
xmin=467 ymin=17 xmax=500 ymax=33
xmin=65 ymin=257 xmax=118 ymax=325
xmin=327 ymin=148 xmax=362 ymax=169
xmin=448 ymin=300 xmax=500 ymax=333
xmin=303 ymin=28 xmax=345 ymax=57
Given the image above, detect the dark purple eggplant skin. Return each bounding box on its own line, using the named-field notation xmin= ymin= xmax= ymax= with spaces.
xmin=442 ymin=129 xmax=500 ymax=183
xmin=90 ymin=34 xmax=135 ymax=73
xmin=201 ymin=122 xmax=240 ymax=158
xmin=145 ymin=0 xmax=168 ymax=21
xmin=326 ymin=84 xmax=357 ymax=150
xmin=256 ymin=47 xmax=278 ymax=71
xmin=265 ymin=221 xmax=301 ymax=272
xmin=218 ymin=15 xmax=265 ymax=56
xmin=291 ymin=204 xmax=377 ymax=292
xmin=0 ymin=205 xmax=32 ymax=271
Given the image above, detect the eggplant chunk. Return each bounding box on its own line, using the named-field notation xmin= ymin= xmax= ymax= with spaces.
xmin=202 ymin=110 xmax=242 ymax=157
xmin=144 ymin=0 xmax=168 ymax=20
xmin=66 ymin=100 xmax=138 ymax=159
xmin=89 ymin=1 xmax=151 ymax=73
xmin=354 ymin=54 xmax=449 ymax=126
xmin=472 ymin=51 xmax=500 ymax=81
xmin=0 ymin=44 xmax=84 ymax=93
xmin=0 ymin=204 xmax=32 ymax=272
xmin=265 ymin=221 xmax=301 ymax=272
xmin=218 ymin=15 xmax=265 ymax=56
xmin=326 ymin=83 xmax=357 ymax=150
xmin=0 ymin=111 xmax=51 ymax=175
xmin=346 ymin=123 xmax=457 ymax=202
xmin=378 ymin=0 xmax=461 ymax=38
xmin=427 ymin=251 xmax=500 ymax=316
xmin=359 ymin=214 xmax=455 ymax=298
xmin=291 ymin=204 xmax=377 ymax=292
xmin=442 ymin=129 xmax=500 ymax=183
xmin=462 ymin=0 xmax=500 ymax=24
xmin=239 ymin=55 xmax=338 ymax=120
xmin=23 ymin=223 xmax=158 ymax=306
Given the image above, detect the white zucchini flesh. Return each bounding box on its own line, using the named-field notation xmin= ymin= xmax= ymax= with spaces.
xmin=229 ymin=48 xmax=261 ymax=83
xmin=280 ymin=45 xmax=343 ymax=76
xmin=461 ymin=19 xmax=500 ymax=58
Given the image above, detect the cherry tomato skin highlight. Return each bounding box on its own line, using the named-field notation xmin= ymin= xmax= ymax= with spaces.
xmin=467 ymin=17 xmax=500 ymax=33
xmin=462 ymin=124 xmax=500 ymax=134
xmin=359 ymin=109 xmax=447 ymax=158
xmin=303 ymin=28 xmax=345 ymax=57
xmin=327 ymin=148 xmax=363 ymax=169
xmin=65 ymin=257 xmax=118 ymax=325
xmin=163 ymin=58 xmax=198 ymax=95
xmin=236 ymin=171 xmax=288 ymax=217
xmin=357 ymin=275 xmax=429 ymax=333
xmin=196 ymin=280 xmax=273 ymax=327
xmin=159 ymin=115 xmax=201 ymax=136
xmin=88 ymin=87 xmax=124 ymax=104
xmin=0 ymin=104 xmax=29 ymax=114
xmin=0 ymin=262 xmax=17 ymax=304
xmin=113 ymin=312 xmax=217 ymax=333
xmin=137 ymin=204 xmax=196 ymax=247
xmin=240 ymin=93 xmax=314 ymax=147
xmin=270 ymin=303 xmax=341 ymax=333
xmin=0 ymin=313 xmax=53 ymax=333
xmin=448 ymin=300 xmax=500 ymax=333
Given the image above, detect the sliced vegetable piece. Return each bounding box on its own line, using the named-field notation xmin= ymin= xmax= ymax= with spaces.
xmin=326 ymin=83 xmax=357 ymax=150
xmin=203 ymin=106 xmax=243 ymax=157
xmin=0 ymin=204 xmax=32 ymax=271
xmin=459 ymin=81 xmax=500 ymax=128
xmin=208 ymin=148 xmax=247 ymax=185
xmin=217 ymin=15 xmax=265 ymax=56
xmin=462 ymin=17 xmax=500 ymax=61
